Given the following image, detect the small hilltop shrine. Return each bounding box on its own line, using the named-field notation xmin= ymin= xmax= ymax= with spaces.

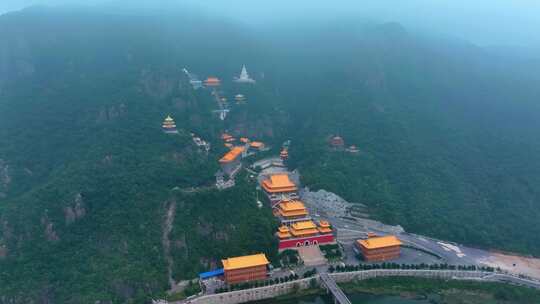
xmin=346 ymin=145 xmax=360 ymax=153
xmin=234 ymin=65 xmax=256 ymax=84
xmin=329 ymin=135 xmax=345 ymax=150
xmin=162 ymin=115 xmax=179 ymax=134
xmin=222 ymin=133 xmax=236 ymax=144
xmin=235 ymin=94 xmax=246 ymax=104
xmin=204 ymin=76 xmax=221 ymax=87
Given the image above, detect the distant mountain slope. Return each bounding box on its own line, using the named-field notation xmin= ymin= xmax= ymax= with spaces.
xmin=277 ymin=23 xmax=540 ymax=254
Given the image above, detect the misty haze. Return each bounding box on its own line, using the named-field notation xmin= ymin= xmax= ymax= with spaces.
xmin=1 ymin=1 xmax=540 ymax=304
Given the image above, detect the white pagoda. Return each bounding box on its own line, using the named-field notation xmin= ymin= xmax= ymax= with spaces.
xmin=234 ymin=65 xmax=256 ymax=84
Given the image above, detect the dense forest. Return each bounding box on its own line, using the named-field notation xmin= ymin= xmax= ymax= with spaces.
xmin=1 ymin=4 xmax=540 ymax=303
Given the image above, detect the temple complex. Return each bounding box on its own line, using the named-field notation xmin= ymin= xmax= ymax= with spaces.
xmin=204 ymin=76 xmax=221 ymax=87
xmin=234 ymin=65 xmax=256 ymax=84
xmin=222 ymin=253 xmax=269 ymax=284
xmin=355 ymin=235 xmax=402 ymax=262
xmin=162 ymin=115 xmax=179 ymax=134
xmin=219 ymin=146 xmax=244 ymax=176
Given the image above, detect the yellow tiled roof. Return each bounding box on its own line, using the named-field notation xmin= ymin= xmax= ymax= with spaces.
xmin=250 ymin=141 xmax=264 ymax=148
xmin=357 ymin=236 xmax=402 ymax=249
xmin=279 ymin=201 xmax=306 ymax=211
xmin=222 ymin=253 xmax=269 ymax=270
xmin=278 ymin=226 xmax=290 ymax=232
xmin=279 ymin=209 xmax=309 ymax=217
xmin=319 ymin=220 xmax=331 ymax=227
xmin=261 ymin=174 xmax=298 ymax=193
xmin=290 ymin=228 xmax=319 ymax=237
xmin=269 ymin=174 xmax=295 ymax=188
xmin=292 ymin=221 xmax=317 ymax=230
xmin=219 ymin=146 xmax=244 ymax=163
xmin=318 ymin=227 xmax=332 ymax=234
xmin=278 ymin=231 xmax=292 ymax=239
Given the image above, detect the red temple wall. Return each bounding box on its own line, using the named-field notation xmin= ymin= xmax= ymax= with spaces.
xmin=278 ymin=234 xmax=334 ymax=250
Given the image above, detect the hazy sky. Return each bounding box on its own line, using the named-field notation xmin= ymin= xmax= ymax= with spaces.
xmin=1 ymin=0 xmax=539 ymax=47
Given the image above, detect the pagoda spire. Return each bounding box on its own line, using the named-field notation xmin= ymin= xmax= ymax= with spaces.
xmin=234 ymin=64 xmax=256 ymax=84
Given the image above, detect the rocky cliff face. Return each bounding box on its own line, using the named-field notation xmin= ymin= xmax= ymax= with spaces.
xmin=140 ymin=69 xmax=178 ymax=100
xmin=64 ymin=193 xmax=87 ymax=225
xmin=0 ymin=159 xmax=11 ymax=198
xmin=41 ymin=213 xmax=60 ymax=242
xmin=96 ymin=103 xmax=127 ymax=124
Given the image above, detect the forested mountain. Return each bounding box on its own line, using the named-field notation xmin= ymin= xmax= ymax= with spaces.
xmin=1 ymin=5 xmax=540 ymax=303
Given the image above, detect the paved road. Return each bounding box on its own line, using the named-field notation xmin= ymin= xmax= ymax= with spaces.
xmin=320 ymin=273 xmax=352 ymax=304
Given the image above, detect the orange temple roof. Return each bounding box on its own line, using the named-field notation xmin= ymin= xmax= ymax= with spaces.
xmin=261 ymin=174 xmax=297 ymax=193
xmin=277 ymin=226 xmax=291 ymax=238
xmin=319 ymin=220 xmax=331 ymax=227
xmin=292 ymin=221 xmax=317 ymax=230
xmin=279 ymin=200 xmax=306 ymax=211
xmin=278 ymin=201 xmax=308 ymax=218
xmin=219 ymin=146 xmax=244 ymax=163
xmin=222 ymin=133 xmax=233 ymax=140
xmin=317 ymin=221 xmax=332 ymax=233
xmin=318 ymin=227 xmax=332 ymax=234
xmin=291 ymin=229 xmax=319 ymax=237
xmin=278 ymin=226 xmax=290 ymax=233
xmin=240 ymin=137 xmax=250 ymax=143
xmin=279 ymin=209 xmax=308 ymax=217
xmin=357 ymin=235 xmax=402 ymax=250
xmin=290 ymin=221 xmax=319 ymax=237
xmin=278 ymin=231 xmax=292 ymax=239
xmin=222 ymin=253 xmax=269 ymax=271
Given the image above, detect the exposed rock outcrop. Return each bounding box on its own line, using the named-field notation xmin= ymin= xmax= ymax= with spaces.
xmin=96 ymin=103 xmax=127 ymax=123
xmin=140 ymin=69 xmax=176 ymax=100
xmin=0 ymin=159 xmax=11 ymax=194
xmin=64 ymin=193 xmax=87 ymax=225
xmin=0 ymin=244 xmax=7 ymax=259
xmin=41 ymin=214 xmax=60 ymax=242
xmin=162 ymin=201 xmax=177 ymax=289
